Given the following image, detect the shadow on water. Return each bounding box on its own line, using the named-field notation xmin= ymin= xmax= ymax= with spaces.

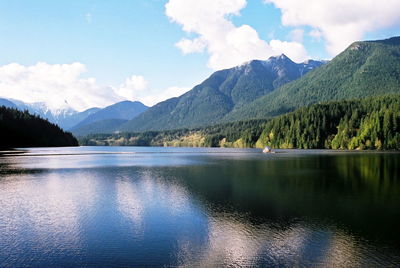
xmin=161 ymin=153 xmax=400 ymax=266
xmin=168 ymin=153 xmax=400 ymax=242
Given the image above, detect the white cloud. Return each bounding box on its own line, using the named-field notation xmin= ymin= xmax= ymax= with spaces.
xmin=175 ymin=38 xmax=207 ymax=54
xmin=265 ymin=0 xmax=400 ymax=55
xmin=0 ymin=62 xmax=190 ymax=111
xmin=287 ymin=28 xmax=304 ymax=43
xmin=0 ymin=62 xmax=124 ymax=112
xmin=116 ymin=75 xmax=191 ymax=106
xmin=309 ymin=29 xmax=323 ymax=42
xmin=138 ymin=86 xmax=191 ymax=106
xmin=269 ymin=40 xmax=308 ymax=63
xmin=165 ymin=0 xmax=309 ymax=70
xmin=116 ymin=75 xmax=149 ymax=101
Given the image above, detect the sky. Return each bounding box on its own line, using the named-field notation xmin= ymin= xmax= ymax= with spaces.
xmin=0 ymin=0 xmax=399 ymax=111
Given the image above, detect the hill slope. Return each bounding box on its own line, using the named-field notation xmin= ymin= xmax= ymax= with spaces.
xmin=224 ymin=36 xmax=400 ymax=121
xmin=80 ymin=95 xmax=400 ymax=150
xmin=0 ymin=98 xmax=18 ymax=109
xmin=61 ymin=107 xmax=101 ymax=130
xmin=72 ymin=119 xmax=128 ymax=136
xmin=256 ymin=95 xmax=400 ymax=150
xmin=0 ymin=106 xmax=78 ymax=148
xmin=71 ymin=101 xmax=148 ymax=130
xmin=118 ymin=55 xmax=324 ymax=132
xmin=0 ymin=98 xmax=101 ymax=130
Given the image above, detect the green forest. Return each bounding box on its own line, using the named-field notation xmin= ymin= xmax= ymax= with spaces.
xmin=257 ymin=95 xmax=400 ymax=150
xmin=79 ymin=119 xmax=267 ymax=148
xmin=80 ymin=95 xmax=400 ymax=150
xmin=0 ymin=106 xmax=78 ymax=148
xmin=225 ymin=37 xmax=400 ymax=122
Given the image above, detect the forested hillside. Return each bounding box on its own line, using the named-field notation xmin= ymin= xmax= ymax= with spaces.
xmin=80 ymin=119 xmax=267 ymax=147
xmin=0 ymin=106 xmax=78 ymax=148
xmin=72 ymin=119 xmax=128 ymax=136
xmin=80 ymin=95 xmax=400 ymax=150
xmin=118 ymin=55 xmax=323 ymax=132
xmin=256 ymin=95 xmax=400 ymax=150
xmin=224 ymin=36 xmax=400 ymax=121
xmin=71 ymin=100 xmax=148 ymax=131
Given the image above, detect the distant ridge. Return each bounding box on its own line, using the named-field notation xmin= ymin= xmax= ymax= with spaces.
xmin=70 ymin=100 xmax=148 ymax=135
xmin=71 ymin=119 xmax=128 ymax=136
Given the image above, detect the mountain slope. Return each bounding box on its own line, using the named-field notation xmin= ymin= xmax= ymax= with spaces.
xmin=71 ymin=119 xmax=128 ymax=136
xmin=119 ymin=55 xmax=324 ymax=132
xmin=4 ymin=98 xmax=88 ymax=129
xmin=0 ymin=98 xmax=18 ymax=109
xmin=8 ymin=99 xmax=78 ymax=127
xmin=72 ymin=101 xmax=148 ymax=129
xmin=59 ymin=107 xmax=100 ymax=129
xmin=80 ymin=95 xmax=400 ymax=150
xmin=0 ymin=106 xmax=78 ymax=148
xmin=256 ymin=94 xmax=400 ymax=150
xmin=224 ymin=36 xmax=400 ymax=121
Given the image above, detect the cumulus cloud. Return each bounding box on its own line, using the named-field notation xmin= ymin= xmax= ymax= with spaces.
xmin=116 ymin=75 xmax=190 ymax=106
xmin=116 ymin=75 xmax=149 ymax=101
xmin=0 ymin=62 xmax=124 ymax=111
xmin=269 ymin=40 xmax=308 ymax=62
xmin=165 ymin=0 xmax=309 ymax=70
xmin=265 ymin=0 xmax=400 ymax=55
xmin=138 ymin=86 xmax=190 ymax=106
xmin=175 ymin=38 xmax=207 ymax=54
xmin=0 ymin=62 xmax=190 ymax=111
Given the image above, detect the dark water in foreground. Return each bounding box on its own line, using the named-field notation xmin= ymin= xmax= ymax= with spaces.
xmin=0 ymin=147 xmax=399 ymax=267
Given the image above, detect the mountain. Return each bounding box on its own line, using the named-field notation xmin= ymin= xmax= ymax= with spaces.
xmin=6 ymin=99 xmax=84 ymax=129
xmin=0 ymin=106 xmax=78 ymax=148
xmin=70 ymin=101 xmax=148 ymax=130
xmin=0 ymin=98 xmax=17 ymax=109
xmin=223 ymin=36 xmax=400 ymax=121
xmin=256 ymin=94 xmax=400 ymax=150
xmin=60 ymin=107 xmax=101 ymax=130
xmin=0 ymin=98 xmax=147 ymax=131
xmin=71 ymin=119 xmax=128 ymax=137
xmin=118 ymin=55 xmax=325 ymax=132
xmin=80 ymin=95 xmax=400 ymax=150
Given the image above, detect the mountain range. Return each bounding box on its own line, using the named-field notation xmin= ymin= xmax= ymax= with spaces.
xmin=69 ymin=101 xmax=147 ymax=136
xmin=114 ymin=36 xmax=400 ymax=133
xmin=71 ymin=101 xmax=147 ymax=130
xmin=0 ymin=106 xmax=78 ymax=148
xmin=117 ymin=55 xmax=325 ymax=132
xmin=2 ymin=36 xmax=399 ymax=138
xmin=0 ymin=98 xmax=148 ymax=133
xmin=224 ymin=36 xmax=400 ymax=121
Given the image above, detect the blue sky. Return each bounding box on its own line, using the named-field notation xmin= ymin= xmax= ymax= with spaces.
xmin=0 ymin=0 xmax=399 ymax=111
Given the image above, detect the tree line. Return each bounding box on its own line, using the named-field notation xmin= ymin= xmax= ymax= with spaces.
xmin=257 ymin=95 xmax=400 ymax=150
xmin=80 ymin=95 xmax=400 ymax=150
xmin=0 ymin=106 xmax=78 ymax=148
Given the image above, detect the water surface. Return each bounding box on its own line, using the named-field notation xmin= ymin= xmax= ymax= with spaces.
xmin=0 ymin=147 xmax=399 ymax=267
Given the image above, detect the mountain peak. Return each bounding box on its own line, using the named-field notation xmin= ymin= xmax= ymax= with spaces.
xmin=278 ymin=53 xmax=289 ymax=59
xmin=238 ymin=54 xmax=293 ymax=69
xmin=268 ymin=53 xmax=291 ymax=62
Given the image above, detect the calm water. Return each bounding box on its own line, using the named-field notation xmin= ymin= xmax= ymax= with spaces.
xmin=0 ymin=147 xmax=399 ymax=267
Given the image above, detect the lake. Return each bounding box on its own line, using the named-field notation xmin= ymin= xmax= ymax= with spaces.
xmin=0 ymin=147 xmax=399 ymax=267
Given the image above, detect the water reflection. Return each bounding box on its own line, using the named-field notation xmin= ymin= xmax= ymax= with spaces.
xmin=0 ymin=148 xmax=399 ymax=267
